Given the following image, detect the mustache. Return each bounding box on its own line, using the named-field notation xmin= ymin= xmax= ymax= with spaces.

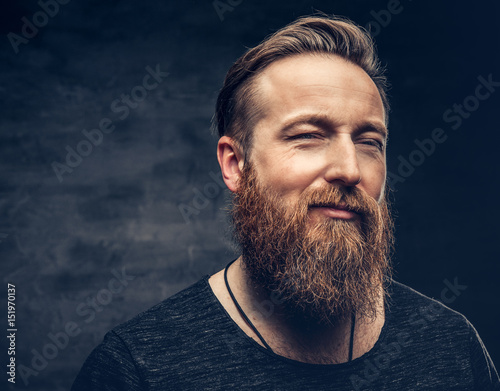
xmin=300 ymin=185 xmax=376 ymax=217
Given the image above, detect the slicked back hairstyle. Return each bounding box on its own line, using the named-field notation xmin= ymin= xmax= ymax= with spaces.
xmin=213 ymin=14 xmax=390 ymax=155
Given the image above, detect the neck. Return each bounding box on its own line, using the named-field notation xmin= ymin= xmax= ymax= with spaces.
xmin=209 ymin=256 xmax=386 ymax=364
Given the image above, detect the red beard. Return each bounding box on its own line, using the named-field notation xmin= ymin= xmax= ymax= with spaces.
xmin=231 ymin=163 xmax=394 ymax=324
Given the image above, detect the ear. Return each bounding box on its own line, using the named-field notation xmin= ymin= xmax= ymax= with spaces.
xmin=217 ymin=136 xmax=245 ymax=193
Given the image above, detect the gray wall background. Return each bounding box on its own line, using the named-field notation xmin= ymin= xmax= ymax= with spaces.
xmin=1 ymin=0 xmax=499 ymax=389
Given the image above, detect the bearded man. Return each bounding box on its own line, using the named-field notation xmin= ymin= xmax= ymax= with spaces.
xmin=72 ymin=15 xmax=499 ymax=390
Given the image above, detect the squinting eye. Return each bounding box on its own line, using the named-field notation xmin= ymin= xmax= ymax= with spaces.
xmin=360 ymin=140 xmax=384 ymax=150
xmin=290 ymin=133 xmax=319 ymax=140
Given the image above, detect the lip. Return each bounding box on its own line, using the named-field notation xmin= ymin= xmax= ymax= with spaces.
xmin=310 ymin=205 xmax=359 ymax=220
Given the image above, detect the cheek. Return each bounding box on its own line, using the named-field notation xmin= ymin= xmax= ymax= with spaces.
xmin=255 ymin=153 xmax=321 ymax=196
xmin=365 ymin=181 xmax=385 ymax=204
xmin=360 ymin=160 xmax=386 ymax=202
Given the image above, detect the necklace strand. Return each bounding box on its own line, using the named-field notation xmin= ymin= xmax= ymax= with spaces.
xmin=224 ymin=258 xmax=273 ymax=351
xmin=224 ymin=259 xmax=355 ymax=362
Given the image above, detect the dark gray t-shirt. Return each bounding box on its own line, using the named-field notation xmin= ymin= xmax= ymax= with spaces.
xmin=72 ymin=277 xmax=499 ymax=390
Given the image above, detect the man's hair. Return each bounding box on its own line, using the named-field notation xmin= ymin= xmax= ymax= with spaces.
xmin=213 ymin=14 xmax=389 ymax=153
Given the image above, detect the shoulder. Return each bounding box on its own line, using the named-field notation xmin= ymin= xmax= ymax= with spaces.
xmin=388 ymin=279 xmax=470 ymax=324
xmin=389 ymin=280 xmax=496 ymax=365
xmin=112 ymin=275 xmax=219 ymax=345
xmin=72 ymin=276 xmax=230 ymax=389
xmin=385 ymin=281 xmax=499 ymax=388
xmin=386 ymin=280 xmax=473 ymax=352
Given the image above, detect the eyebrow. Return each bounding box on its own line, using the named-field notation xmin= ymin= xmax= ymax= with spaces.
xmin=280 ymin=114 xmax=388 ymax=139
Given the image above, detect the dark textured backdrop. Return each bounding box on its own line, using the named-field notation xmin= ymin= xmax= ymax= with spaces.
xmin=1 ymin=0 xmax=499 ymax=389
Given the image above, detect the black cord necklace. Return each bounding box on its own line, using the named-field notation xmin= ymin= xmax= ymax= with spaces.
xmin=224 ymin=259 xmax=356 ymax=362
xmin=224 ymin=258 xmax=273 ymax=351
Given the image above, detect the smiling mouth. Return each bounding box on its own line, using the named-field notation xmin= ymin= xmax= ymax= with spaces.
xmin=309 ymin=204 xmax=360 ymax=220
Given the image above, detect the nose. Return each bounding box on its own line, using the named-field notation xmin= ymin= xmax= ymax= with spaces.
xmin=323 ymin=136 xmax=362 ymax=187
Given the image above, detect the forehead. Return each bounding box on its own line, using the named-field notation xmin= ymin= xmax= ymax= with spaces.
xmin=251 ymin=53 xmax=386 ymax=130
